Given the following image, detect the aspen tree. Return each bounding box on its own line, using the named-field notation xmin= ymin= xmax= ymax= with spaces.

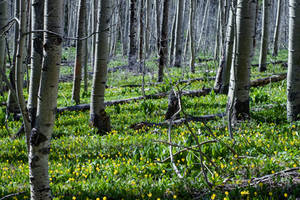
xmin=29 ymin=0 xmax=63 ymax=198
xmin=158 ymin=0 xmax=170 ymax=82
xmin=287 ymin=0 xmax=300 ymax=121
xmin=72 ymin=0 xmax=87 ymax=104
xmin=90 ymin=0 xmax=111 ymax=133
xmin=227 ymin=0 xmax=257 ymax=121
xmin=259 ymin=0 xmax=270 ymax=72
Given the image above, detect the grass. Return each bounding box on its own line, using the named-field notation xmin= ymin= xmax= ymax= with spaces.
xmin=0 ymin=49 xmax=299 ymax=200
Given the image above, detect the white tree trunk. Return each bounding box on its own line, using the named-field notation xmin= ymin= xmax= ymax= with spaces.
xmin=90 ymin=0 xmax=111 ymax=134
xmin=29 ymin=0 xmax=63 ymax=198
xmin=287 ymin=0 xmax=300 ymax=121
xmin=227 ymin=0 xmax=257 ymax=121
xmin=272 ymin=0 xmax=282 ymax=57
xmin=28 ymin=0 xmax=44 ymax=127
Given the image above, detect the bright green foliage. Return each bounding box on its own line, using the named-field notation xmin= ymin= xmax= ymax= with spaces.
xmin=0 ymin=50 xmax=299 ymax=200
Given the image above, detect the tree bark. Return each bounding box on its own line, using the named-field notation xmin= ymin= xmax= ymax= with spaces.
xmin=7 ymin=0 xmax=20 ymax=117
xmin=156 ymin=0 xmax=161 ymax=54
xmin=139 ymin=0 xmax=144 ymax=62
xmin=15 ymin=0 xmax=31 ymax=147
xmin=174 ymin=0 xmax=185 ymax=67
xmin=72 ymin=0 xmax=87 ymax=104
xmin=158 ymin=0 xmax=170 ymax=82
xmin=227 ymin=0 xmax=257 ymax=122
xmin=287 ymin=0 xmax=300 ymax=121
xmin=28 ymin=0 xmax=44 ymax=127
xmin=128 ymin=0 xmax=138 ymax=70
xmin=145 ymin=0 xmax=151 ymax=56
xmin=29 ymin=0 xmax=63 ymax=198
xmin=258 ymin=0 xmax=270 ymax=72
xmin=90 ymin=0 xmax=111 ymax=134
xmin=272 ymin=0 xmax=282 ymax=57
xmin=0 ymin=0 xmax=7 ymax=94
xmin=189 ymin=0 xmax=195 ymax=73
xmin=214 ymin=0 xmax=236 ymax=94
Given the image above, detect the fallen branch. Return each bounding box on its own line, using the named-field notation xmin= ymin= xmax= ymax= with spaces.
xmin=218 ymin=167 xmax=300 ymax=191
xmin=0 ymin=191 xmax=25 ymax=200
xmin=251 ymin=60 xmax=287 ymax=67
xmin=130 ymin=113 xmax=226 ymax=130
xmin=250 ymin=73 xmax=287 ymax=88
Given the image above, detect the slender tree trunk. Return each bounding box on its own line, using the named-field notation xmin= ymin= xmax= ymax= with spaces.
xmin=189 ymin=0 xmax=195 ymax=73
xmin=29 ymin=0 xmax=63 ymax=198
xmin=214 ymin=0 xmax=236 ymax=94
xmin=15 ymin=0 xmax=31 ymax=145
xmin=197 ymin=0 xmax=209 ymax=54
xmin=158 ymin=0 xmax=170 ymax=82
xmin=90 ymin=0 xmax=111 ymax=134
xmin=83 ymin=6 xmax=88 ymax=95
xmin=0 ymin=0 xmax=7 ymax=94
xmin=272 ymin=0 xmax=282 ymax=57
xmin=139 ymin=0 xmax=144 ymax=62
xmin=91 ymin=0 xmax=98 ymax=67
xmin=7 ymin=0 xmax=20 ymax=117
xmin=169 ymin=5 xmax=177 ymax=67
xmin=174 ymin=0 xmax=185 ymax=67
xmin=128 ymin=0 xmax=138 ymax=70
xmin=28 ymin=0 xmax=44 ymax=127
xmin=72 ymin=0 xmax=87 ymax=104
xmin=214 ymin=1 xmax=221 ymax=60
xmin=227 ymin=0 xmax=257 ymax=122
xmin=259 ymin=0 xmax=270 ymax=72
xmin=156 ymin=0 xmax=161 ymax=54
xmin=252 ymin=2 xmax=259 ymax=51
xmin=287 ymin=0 xmax=300 ymax=121
xmin=145 ymin=0 xmax=151 ymax=57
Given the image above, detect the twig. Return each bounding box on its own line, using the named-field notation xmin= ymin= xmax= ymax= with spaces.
xmin=177 ymin=85 xmax=212 ymax=188
xmin=168 ymin=87 xmax=184 ymax=179
xmin=155 ymin=140 xmax=217 ymax=163
xmin=0 ymin=191 xmax=25 ymax=200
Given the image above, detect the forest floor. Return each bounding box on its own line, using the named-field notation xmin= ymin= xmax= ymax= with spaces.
xmin=0 ymin=49 xmax=299 ymax=200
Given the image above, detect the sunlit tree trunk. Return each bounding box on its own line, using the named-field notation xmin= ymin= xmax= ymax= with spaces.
xmin=90 ymin=0 xmax=111 ymax=134
xmin=169 ymin=5 xmax=177 ymax=67
xmin=72 ymin=0 xmax=87 ymax=104
xmin=272 ymin=0 xmax=282 ymax=57
xmin=174 ymin=0 xmax=185 ymax=67
xmin=158 ymin=0 xmax=170 ymax=82
xmin=28 ymin=0 xmax=44 ymax=127
xmin=0 ymin=0 xmax=7 ymax=94
xmin=91 ymin=0 xmax=98 ymax=68
xmin=29 ymin=0 xmax=63 ymax=198
xmin=227 ymin=0 xmax=256 ymax=122
xmin=287 ymin=0 xmax=300 ymax=121
xmin=259 ymin=0 xmax=270 ymax=72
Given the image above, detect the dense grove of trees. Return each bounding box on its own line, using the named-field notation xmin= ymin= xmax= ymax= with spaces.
xmin=0 ymin=0 xmax=299 ymax=199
